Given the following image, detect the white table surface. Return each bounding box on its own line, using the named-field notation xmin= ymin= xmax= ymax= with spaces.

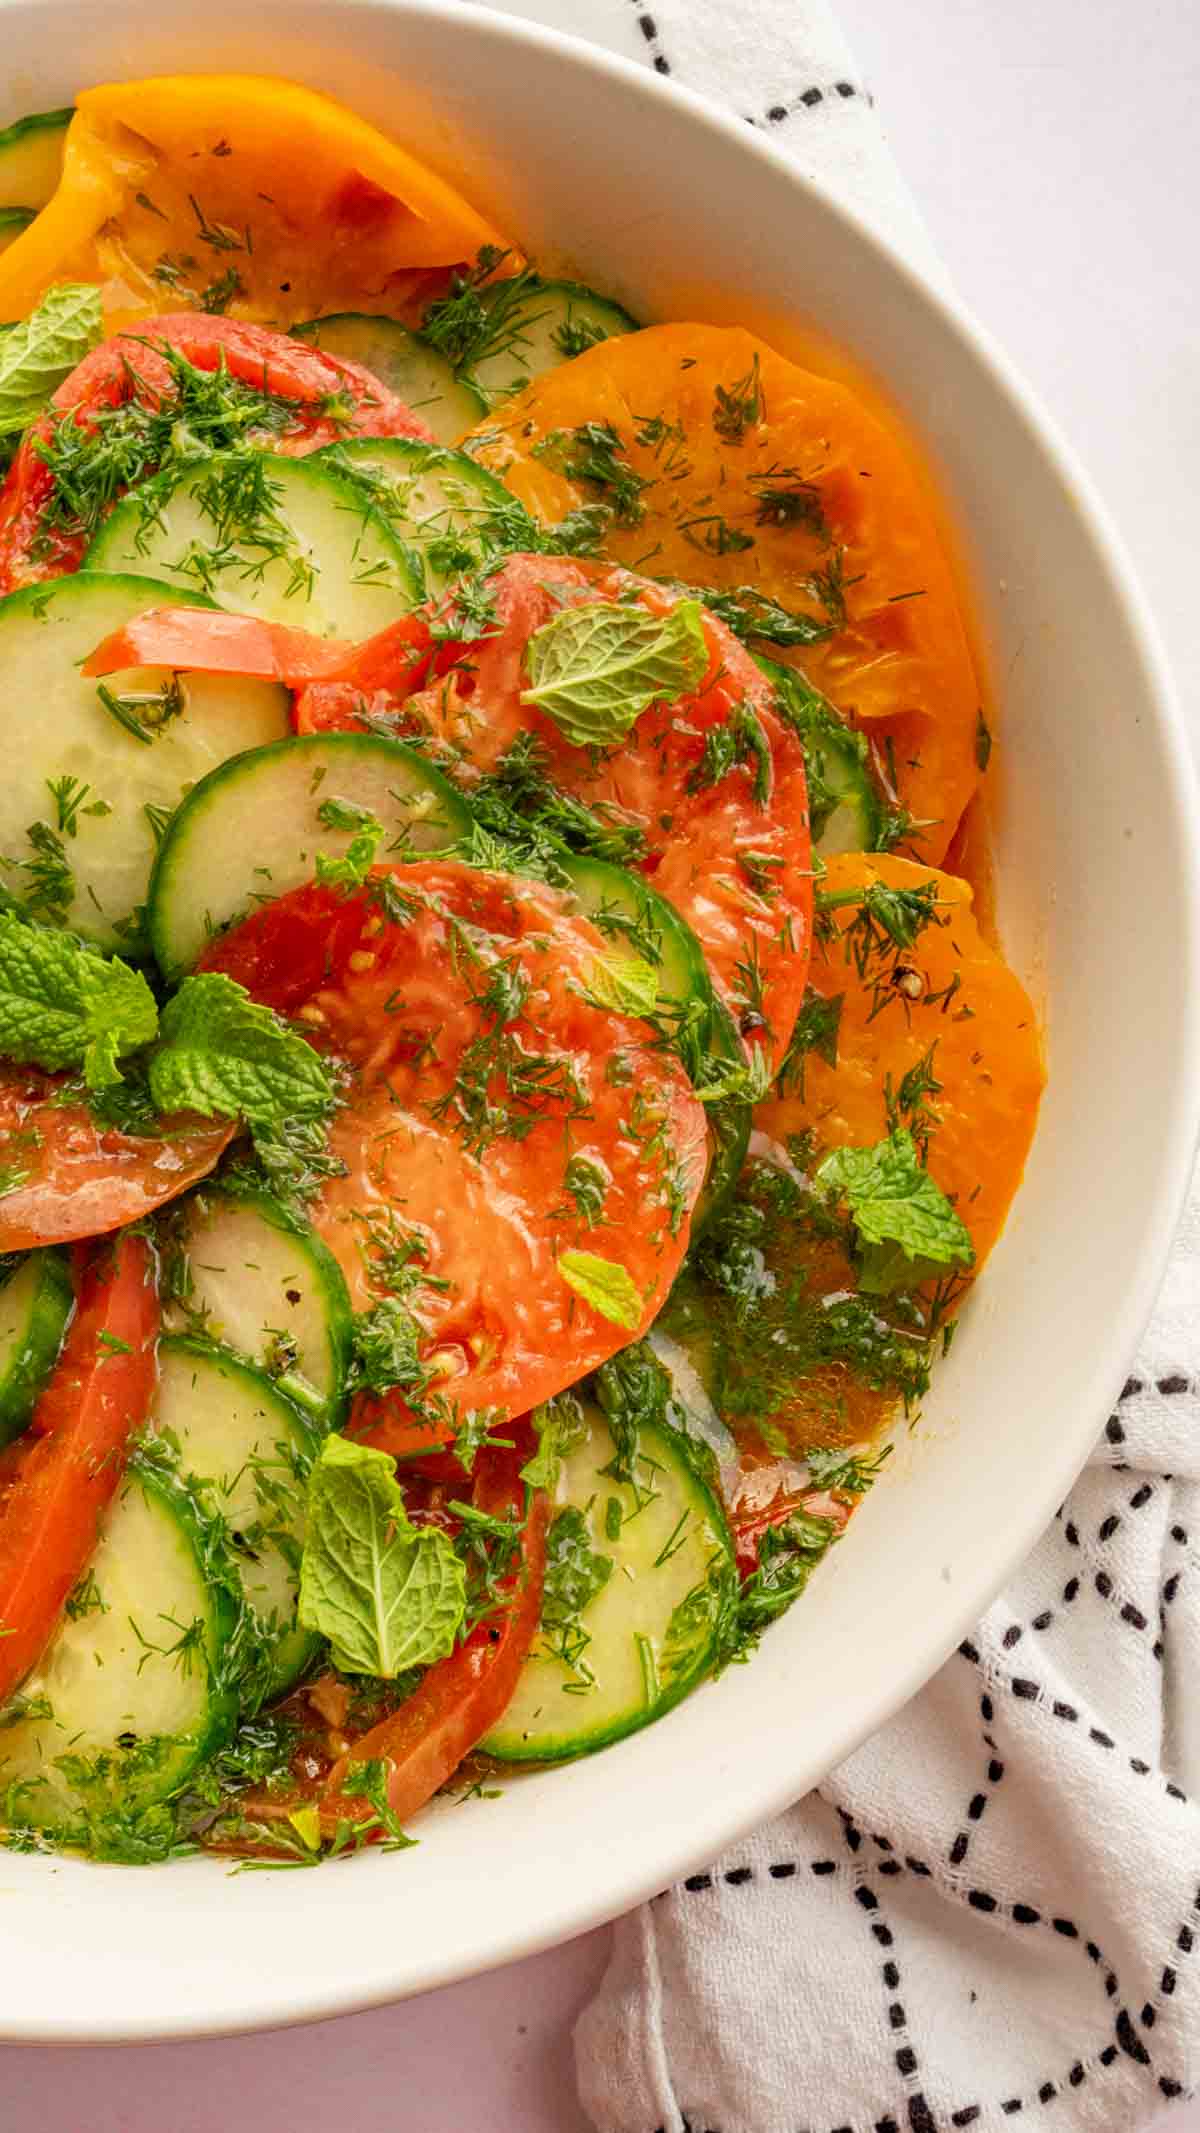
xmin=8 ymin=1 xmax=1199 ymax=2127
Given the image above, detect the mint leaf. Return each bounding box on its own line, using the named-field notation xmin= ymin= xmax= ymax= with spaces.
xmin=558 ymin=1248 xmax=643 ymax=1330
xmin=816 ymin=1128 xmax=975 ymax=1295
xmin=148 ymin=972 xmax=337 ymax=1132
xmin=0 ymin=914 xmax=158 ymax=1088
xmin=298 ymin=1434 xmax=466 ymax=1676
xmin=0 ymin=284 xmax=103 ymax=438
xmin=583 ymin=952 xmax=659 ymax=1019
xmin=521 ymin=598 xmax=709 ymax=750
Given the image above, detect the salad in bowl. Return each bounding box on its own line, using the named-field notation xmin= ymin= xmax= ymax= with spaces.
xmin=0 ymin=73 xmax=1042 ymax=1865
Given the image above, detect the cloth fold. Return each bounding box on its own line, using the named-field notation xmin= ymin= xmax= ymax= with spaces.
xmin=560 ymin=4 xmax=1200 ymax=2127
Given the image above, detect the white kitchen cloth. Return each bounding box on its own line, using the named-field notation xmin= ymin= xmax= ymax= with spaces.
xmin=552 ymin=3 xmax=1200 ymax=2129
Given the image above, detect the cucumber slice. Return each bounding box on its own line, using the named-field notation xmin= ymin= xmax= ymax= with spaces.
xmin=556 ymin=856 xmax=747 ymax=1233
xmin=147 ymin=729 xmax=471 ymax=979
xmin=0 ymin=207 xmax=34 ymax=257
xmin=0 ymin=107 xmax=72 ymax=214
xmin=558 ymin=853 xmax=712 ymax=1030
xmin=482 ymin=1400 xmax=733 ymax=1762
xmin=758 ymin=655 xmax=883 ymax=854
xmin=317 ymin=438 xmax=530 ymax=596
xmin=294 ymin=315 xmax=486 ymax=446
xmin=0 ymin=1251 xmax=73 ymax=1446
xmin=162 ymin=1189 xmax=352 ymax=1421
xmin=0 ymin=1462 xmax=235 ymax=1843
xmin=467 ymin=280 xmax=639 ymax=407
xmin=85 ymin=451 xmax=419 ymax=639
xmin=151 ymin=1337 xmax=321 ymax=1698
xmin=0 ymin=573 xmax=288 ymax=951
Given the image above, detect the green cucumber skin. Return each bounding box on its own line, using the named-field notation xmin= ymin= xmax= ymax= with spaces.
xmin=0 ymin=107 xmax=72 ymax=214
xmin=558 ymin=853 xmax=712 ymax=1024
xmin=84 ymin=452 xmax=420 ymax=633
xmin=483 ymin=1414 xmax=735 ymax=1765
xmin=0 ymin=1251 xmax=73 ymax=1446
xmin=757 ymin=653 xmax=884 ymax=854
xmin=155 ymin=1334 xmax=324 ymax=1699
xmin=0 ymin=572 xmax=288 ymax=952
xmin=146 ymin=728 xmax=472 ymax=981
xmin=0 ymin=1461 xmax=239 ymax=1842
xmin=166 ymin=1187 xmax=354 ymax=1426
xmin=469 ymin=279 xmax=640 ymax=405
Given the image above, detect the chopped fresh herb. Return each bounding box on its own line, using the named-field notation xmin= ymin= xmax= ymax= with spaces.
xmin=804 ymin=1443 xmax=892 ymax=1495
xmin=420 ymin=251 xmax=542 ymax=378
xmin=718 ymin=1509 xmax=838 ymax=1667
xmin=95 ymin=675 xmax=185 ymax=747
xmin=561 ymin=1153 xmax=611 ymax=1227
xmin=712 ymin=355 xmax=763 ymax=444
xmin=776 ymin=987 xmax=843 ymax=1098
xmin=538 ymin=1505 xmax=612 ymax=1680
xmin=582 ymin=952 xmax=659 ymax=1020
xmin=687 ymin=702 xmax=773 ymax=808
xmin=677 ymin=582 xmax=833 ymax=650
xmin=520 ymin=1390 xmax=588 ymax=1491
xmin=534 ymin=421 xmax=648 ymax=527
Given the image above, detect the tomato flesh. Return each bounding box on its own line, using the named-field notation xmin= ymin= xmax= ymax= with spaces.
xmin=0 ymin=1235 xmax=159 ymax=1703
xmin=201 ymin=861 xmax=708 ymax=1449
xmin=299 ymin=555 xmax=814 ymax=1070
xmin=0 ymin=1065 xmax=235 ymax=1252
xmin=0 ymin=311 xmax=434 ymax=591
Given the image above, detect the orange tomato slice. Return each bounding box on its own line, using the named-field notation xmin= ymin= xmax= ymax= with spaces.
xmin=468 ymin=324 xmax=982 ymax=863
xmin=0 ymin=75 xmax=514 ymax=329
xmin=756 ymin=851 xmax=1044 ymax=1271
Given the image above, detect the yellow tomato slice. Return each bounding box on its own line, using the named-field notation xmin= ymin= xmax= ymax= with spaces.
xmin=0 ymin=75 xmax=513 ymax=330
xmin=469 ymin=324 xmax=983 ymax=863
xmin=756 ymin=851 xmax=1044 ymax=1272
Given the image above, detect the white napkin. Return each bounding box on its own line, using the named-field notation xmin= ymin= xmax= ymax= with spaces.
xmin=559 ymin=5 xmax=1200 ymax=2128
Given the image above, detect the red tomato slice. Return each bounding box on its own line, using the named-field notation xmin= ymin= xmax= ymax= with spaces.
xmin=0 ymin=1234 xmax=159 ymax=1703
xmin=201 ymin=860 xmax=707 ymax=1450
xmin=224 ymin=1433 xmax=548 ymax=1848
xmin=303 ymin=555 xmax=813 ymax=1070
xmin=0 ymin=311 xmax=434 ymax=591
xmin=81 ymin=606 xmax=357 ymax=687
xmin=729 ymin=1459 xmax=851 ymax=1576
xmin=80 ymin=602 xmax=435 ymax=711
xmin=0 ymin=1064 xmax=235 ymax=1251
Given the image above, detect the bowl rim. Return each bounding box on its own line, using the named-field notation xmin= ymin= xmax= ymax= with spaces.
xmin=1 ymin=0 xmax=1198 ymax=2044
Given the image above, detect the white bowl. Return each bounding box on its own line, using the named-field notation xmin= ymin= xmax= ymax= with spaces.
xmin=1 ymin=0 xmax=1197 ymax=2044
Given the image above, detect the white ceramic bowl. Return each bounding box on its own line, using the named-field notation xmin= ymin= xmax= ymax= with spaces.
xmin=1 ymin=0 xmax=1197 ymax=2044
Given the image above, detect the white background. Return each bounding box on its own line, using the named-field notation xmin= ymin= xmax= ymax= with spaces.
xmin=6 ymin=0 xmax=1198 ymax=2126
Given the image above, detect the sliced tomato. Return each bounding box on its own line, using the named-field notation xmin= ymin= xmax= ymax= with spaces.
xmin=81 ymin=601 xmax=435 ymax=714
xmin=729 ymin=1459 xmax=851 ymax=1578
xmin=226 ymin=1433 xmax=548 ymax=1847
xmin=81 ymin=606 xmax=357 ymax=687
xmin=0 ymin=311 xmax=434 ymax=591
xmin=336 ymin=555 xmax=812 ymax=1070
xmin=0 ymin=1064 xmax=235 ymax=1251
xmin=0 ymin=1234 xmax=159 ymax=1702
xmin=201 ymin=860 xmax=707 ymax=1450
